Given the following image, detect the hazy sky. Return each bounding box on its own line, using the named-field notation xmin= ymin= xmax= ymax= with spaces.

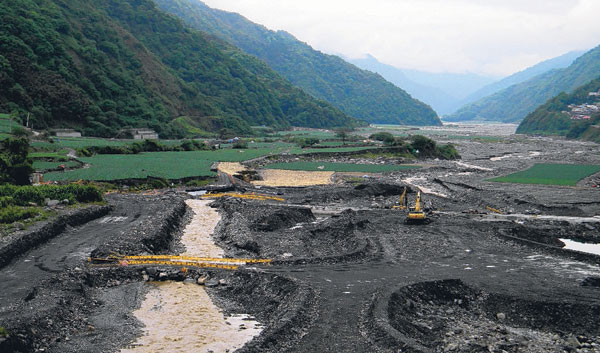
xmin=200 ymin=0 xmax=600 ymax=77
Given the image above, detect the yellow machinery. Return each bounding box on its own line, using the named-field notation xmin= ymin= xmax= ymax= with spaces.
xmin=88 ymin=254 xmax=272 ymax=271
xmin=392 ymin=187 xmax=407 ymax=210
xmin=405 ymin=191 xmax=430 ymax=224
xmin=201 ymin=192 xmax=284 ymax=202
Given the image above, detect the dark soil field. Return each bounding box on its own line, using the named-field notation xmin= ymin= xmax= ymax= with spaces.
xmin=1 ymin=131 xmax=599 ymax=353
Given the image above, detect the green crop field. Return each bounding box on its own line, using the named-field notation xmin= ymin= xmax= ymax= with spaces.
xmin=32 ymin=161 xmax=80 ymax=171
xmin=31 ymin=137 xmax=135 ymax=149
xmin=264 ymin=161 xmax=420 ymax=173
xmin=43 ymin=148 xmax=280 ymax=181
xmin=274 ymin=130 xmax=337 ymax=139
xmin=43 ymin=145 xmax=387 ymax=182
xmin=490 ymin=163 xmax=600 ymax=186
xmin=293 ymin=146 xmax=373 ymax=154
xmin=0 ymin=114 xmax=20 ymax=138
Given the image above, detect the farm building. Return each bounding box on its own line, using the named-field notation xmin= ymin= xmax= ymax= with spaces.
xmin=127 ymin=129 xmax=159 ymax=140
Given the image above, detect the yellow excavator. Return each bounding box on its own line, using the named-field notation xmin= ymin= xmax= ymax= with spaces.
xmin=392 ymin=187 xmax=407 ymax=210
xmin=405 ymin=191 xmax=430 ymax=224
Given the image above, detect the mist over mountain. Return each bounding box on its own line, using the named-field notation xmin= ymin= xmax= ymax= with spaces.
xmin=460 ymin=50 xmax=584 ymax=108
xmin=347 ymin=54 xmax=496 ymax=115
xmin=445 ymin=46 xmax=600 ymax=123
xmin=154 ymin=0 xmax=441 ymax=126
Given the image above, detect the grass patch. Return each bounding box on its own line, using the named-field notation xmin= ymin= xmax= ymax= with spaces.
xmin=490 ymin=163 xmax=600 ymax=186
xmin=32 ymin=160 xmax=79 ymax=171
xmin=0 ymin=326 xmax=8 ymax=337
xmin=0 ymin=114 xmax=20 ymax=134
xmin=264 ymin=161 xmax=420 ymax=173
xmin=29 ymin=150 xmax=70 ymax=158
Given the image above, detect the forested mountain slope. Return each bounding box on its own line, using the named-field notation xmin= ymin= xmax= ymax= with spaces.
xmin=459 ymin=50 xmax=583 ymax=108
xmin=517 ymin=77 xmax=600 ymax=142
xmin=154 ymin=0 xmax=441 ymax=126
xmin=0 ymin=0 xmax=357 ymax=138
xmin=445 ymin=46 xmax=600 ymax=123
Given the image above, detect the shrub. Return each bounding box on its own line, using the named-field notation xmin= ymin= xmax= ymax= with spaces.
xmin=0 ymin=184 xmax=103 ymax=205
xmin=369 ymin=132 xmax=395 ymax=143
xmin=437 ymin=144 xmax=460 ymax=160
xmin=0 ymin=206 xmax=38 ymax=224
xmin=232 ymin=140 xmax=248 ymax=149
xmin=0 ymin=196 xmax=14 ymax=208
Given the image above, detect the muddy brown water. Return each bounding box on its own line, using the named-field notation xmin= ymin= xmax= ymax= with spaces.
xmin=121 ymin=199 xmax=262 ymax=352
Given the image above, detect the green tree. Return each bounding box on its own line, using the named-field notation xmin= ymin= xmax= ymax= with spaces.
xmin=0 ymin=137 xmax=34 ymax=185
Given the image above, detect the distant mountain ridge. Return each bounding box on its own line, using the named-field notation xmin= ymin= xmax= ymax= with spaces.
xmin=347 ymin=54 xmax=495 ymax=115
xmin=154 ymin=0 xmax=441 ymax=126
xmin=460 ymin=50 xmax=584 ymax=108
xmin=0 ymin=0 xmax=357 ymax=138
xmin=445 ymin=46 xmax=600 ymax=123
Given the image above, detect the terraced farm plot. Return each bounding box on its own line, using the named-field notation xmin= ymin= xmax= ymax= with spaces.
xmin=490 ymin=163 xmax=600 ymax=186
xmin=31 ymin=138 xmax=136 ymax=149
xmin=33 ymin=161 xmax=80 ymax=171
xmin=0 ymin=114 xmax=20 ymax=138
xmin=264 ymin=161 xmax=420 ymax=173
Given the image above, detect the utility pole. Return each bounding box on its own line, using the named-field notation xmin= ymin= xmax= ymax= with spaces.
xmin=26 ymin=113 xmax=30 ymax=128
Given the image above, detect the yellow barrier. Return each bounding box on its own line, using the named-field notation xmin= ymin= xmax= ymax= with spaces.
xmin=201 ymin=192 xmax=284 ymax=202
xmin=122 ymin=255 xmax=271 ymax=264
xmin=88 ymin=254 xmax=271 ymax=271
xmin=122 ymin=260 xmax=239 ymax=270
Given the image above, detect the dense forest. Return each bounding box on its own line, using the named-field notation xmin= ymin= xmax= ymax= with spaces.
xmin=0 ymin=0 xmax=359 ymax=138
xmin=154 ymin=0 xmax=441 ymax=126
xmin=517 ymin=77 xmax=600 ymax=142
xmin=446 ymin=45 xmax=600 ymax=123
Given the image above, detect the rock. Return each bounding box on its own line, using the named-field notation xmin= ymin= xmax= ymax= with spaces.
xmin=13 ymin=222 xmax=25 ymax=230
xmin=142 ymin=274 xmax=149 ymax=282
xmin=61 ymin=199 xmax=70 ymax=205
xmin=205 ymin=279 xmax=219 ymax=288
xmin=444 ymin=343 xmax=458 ymax=352
xmin=218 ymin=279 xmax=227 ymax=286
xmin=564 ymin=336 xmax=581 ymax=351
xmin=197 ymin=275 xmax=208 ymax=285
xmin=496 ymin=312 xmax=506 ymax=320
xmin=46 ymin=199 xmax=60 ymax=207
xmin=158 ymin=272 xmax=168 ymax=279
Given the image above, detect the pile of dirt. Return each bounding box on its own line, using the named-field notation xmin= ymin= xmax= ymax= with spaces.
xmin=387 ymin=279 xmax=600 ymax=353
xmin=301 ymin=182 xmax=413 ymax=204
xmin=250 ymin=208 xmax=315 ymax=232
xmin=91 ymin=195 xmax=187 ymax=258
xmin=213 ymin=199 xmax=372 ymax=262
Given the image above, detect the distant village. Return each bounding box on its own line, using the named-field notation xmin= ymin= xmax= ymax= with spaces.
xmin=564 ymin=89 xmax=600 ymax=120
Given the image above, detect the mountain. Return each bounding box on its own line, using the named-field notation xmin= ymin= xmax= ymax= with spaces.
xmin=154 ymin=0 xmax=441 ymax=126
xmin=516 ymin=77 xmax=600 ymax=142
xmin=445 ymin=46 xmax=600 ymax=123
xmin=348 ymin=54 xmax=495 ymax=115
xmin=0 ymin=0 xmax=358 ymax=138
xmin=461 ymin=50 xmax=584 ymax=107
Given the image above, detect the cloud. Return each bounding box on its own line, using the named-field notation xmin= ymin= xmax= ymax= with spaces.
xmin=199 ymin=0 xmax=600 ymax=76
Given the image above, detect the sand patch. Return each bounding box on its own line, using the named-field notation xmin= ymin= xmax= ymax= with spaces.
xmin=253 ymin=169 xmax=334 ymax=187
xmin=218 ymin=162 xmax=247 ymax=175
